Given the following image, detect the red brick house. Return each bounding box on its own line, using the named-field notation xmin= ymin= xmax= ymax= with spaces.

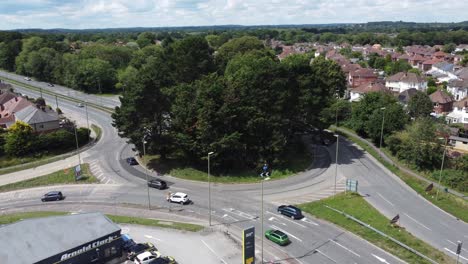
xmin=430 ymin=90 xmax=454 ymax=114
xmin=348 ymin=68 xmax=378 ymax=88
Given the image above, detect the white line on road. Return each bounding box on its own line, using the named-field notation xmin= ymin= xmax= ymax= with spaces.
xmin=301 ymin=218 xmax=319 ymax=226
xmin=105 ymin=179 xmax=111 ymax=184
xmin=377 ymin=193 xmax=395 ymax=207
xmin=372 ymin=254 xmax=391 ymax=263
xmin=315 ymin=249 xmax=337 ymax=263
xmin=329 ymin=239 xmax=361 ymax=257
xmin=144 ymin=235 xmax=162 ymax=241
xmin=403 ymin=213 xmax=431 ymax=230
xmin=201 ymin=239 xmax=228 ymax=264
xmin=446 ymin=239 xmax=468 ymax=253
xmin=445 ymin=248 xmax=468 ymax=261
xmin=270 ymin=225 xmax=302 ymax=242
xmin=221 ymin=214 xmax=239 ymax=222
xmin=268 ymin=217 xmax=286 ymax=226
xmin=266 ymin=211 xmax=306 ymax=228
xmin=223 ymin=208 xmax=256 ymax=220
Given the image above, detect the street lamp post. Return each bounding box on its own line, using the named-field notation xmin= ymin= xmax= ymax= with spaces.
xmin=73 ymin=123 xmax=81 ymax=182
xmin=261 ymin=176 xmax=264 ymax=264
xmin=334 ymin=106 xmax=339 ymax=196
xmin=379 ymin=107 xmax=386 ymax=157
xmin=142 ymin=138 xmax=151 ymax=210
xmin=436 ymin=137 xmax=448 ymax=200
xmin=207 ymin=151 xmax=214 ymax=226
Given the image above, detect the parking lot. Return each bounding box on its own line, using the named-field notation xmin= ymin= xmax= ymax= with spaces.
xmin=120 ymin=224 xmax=241 ymax=264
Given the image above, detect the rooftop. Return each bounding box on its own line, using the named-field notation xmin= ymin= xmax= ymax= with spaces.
xmin=430 ymin=90 xmax=453 ymax=104
xmin=386 ymin=72 xmax=426 ymax=83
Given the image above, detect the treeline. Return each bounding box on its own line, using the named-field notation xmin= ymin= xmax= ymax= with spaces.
xmin=334 ymin=92 xmax=467 ymax=192
xmin=112 ymin=36 xmax=346 ymax=171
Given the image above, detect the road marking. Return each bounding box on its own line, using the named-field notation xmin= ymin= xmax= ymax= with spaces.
xmin=372 ymin=254 xmax=391 ymax=263
xmin=268 ymin=217 xmax=286 ymax=226
xmin=301 ymin=218 xmax=319 ymax=226
xmin=403 ymin=213 xmax=431 ymax=230
xmin=446 ymin=239 xmax=468 ymax=253
xmin=315 ymin=249 xmax=337 ymax=263
xmin=445 ymin=248 xmax=468 ymax=261
xmin=266 ymin=211 xmax=306 ymax=228
xmin=144 ymin=235 xmax=162 ymax=241
xmin=223 ymin=208 xmax=256 ymax=219
xmin=329 ymin=239 xmax=361 ymax=257
xmin=201 ymin=239 xmax=228 ymax=264
xmin=105 ymin=179 xmax=111 ymax=184
xmin=377 ymin=193 xmax=395 ymax=207
xmin=222 ymin=214 xmax=239 ymax=222
xmin=270 ymin=225 xmax=302 ymax=242
xmin=97 ymin=173 xmax=103 ymax=178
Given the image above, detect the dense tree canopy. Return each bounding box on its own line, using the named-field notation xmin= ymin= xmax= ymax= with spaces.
xmin=407 ymin=91 xmax=434 ymax=119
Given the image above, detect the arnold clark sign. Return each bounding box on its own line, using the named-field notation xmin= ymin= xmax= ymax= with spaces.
xmin=58 ymin=235 xmax=119 ymax=262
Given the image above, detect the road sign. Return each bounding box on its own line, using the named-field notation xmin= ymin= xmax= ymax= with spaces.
xmin=457 ymin=241 xmax=463 ymax=254
xmin=74 ymin=164 xmax=82 ymax=181
xmin=242 ymin=226 xmax=255 ymax=264
xmin=346 ymin=179 xmax=358 ymax=192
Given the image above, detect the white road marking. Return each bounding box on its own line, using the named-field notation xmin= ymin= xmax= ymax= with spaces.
xmin=372 ymin=254 xmax=391 ymax=263
xmin=329 ymin=239 xmax=361 ymax=257
xmin=97 ymin=173 xmax=104 ymax=178
xmin=445 ymin=248 xmax=468 ymax=261
xmin=301 ymin=218 xmax=319 ymax=226
xmin=377 ymin=193 xmax=395 ymax=207
xmin=223 ymin=208 xmax=256 ymax=219
xmin=201 ymin=239 xmax=228 ymax=264
xmin=446 ymin=240 xmax=468 ymax=253
xmin=221 ymin=214 xmax=239 ymax=222
xmin=270 ymin=225 xmax=302 ymax=242
xmin=268 ymin=217 xmax=286 ymax=226
xmin=144 ymin=235 xmax=162 ymax=241
xmin=105 ymin=179 xmax=111 ymax=184
xmin=266 ymin=211 xmax=306 ymax=228
xmin=316 ymin=249 xmax=337 ymax=263
xmin=121 ymin=227 xmax=130 ymax=233
xmin=403 ymin=213 xmax=431 ymax=230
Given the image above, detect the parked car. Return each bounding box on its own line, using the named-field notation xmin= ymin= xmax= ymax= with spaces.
xmin=166 ymin=192 xmax=189 ymax=204
xmin=24 ymin=77 xmax=31 ymax=81
xmin=126 ymin=157 xmax=138 ymax=165
xmin=47 ymin=83 xmax=54 ymax=87
xmin=41 ymin=191 xmax=64 ymax=202
xmin=77 ymin=103 xmax=84 ymax=107
xmin=148 ymin=179 xmax=167 ymax=190
xmin=265 ymin=229 xmax=290 ymax=246
xmin=121 ymin=234 xmax=136 ymax=251
xmin=149 ymin=256 xmax=177 ymax=264
xmin=277 ymin=205 xmax=303 ymax=219
xmin=127 ymin=243 xmax=156 ymax=260
xmin=134 ymin=251 xmax=161 ymax=264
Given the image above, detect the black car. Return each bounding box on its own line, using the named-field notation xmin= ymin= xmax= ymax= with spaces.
xmin=149 ymin=256 xmax=177 ymax=264
xmin=41 ymin=191 xmax=64 ymax=202
xmin=126 ymin=157 xmax=138 ymax=165
xmin=121 ymin=234 xmax=136 ymax=251
xmin=148 ymin=179 xmax=167 ymax=190
xmin=127 ymin=242 xmax=156 ymax=260
xmin=47 ymin=83 xmax=54 ymax=87
xmin=277 ymin=205 xmax=303 ymax=219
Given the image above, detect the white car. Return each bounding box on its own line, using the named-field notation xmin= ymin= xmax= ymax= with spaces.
xmin=134 ymin=251 xmax=161 ymax=264
xmin=167 ymin=192 xmax=189 ymax=204
xmin=24 ymin=77 xmax=31 ymax=81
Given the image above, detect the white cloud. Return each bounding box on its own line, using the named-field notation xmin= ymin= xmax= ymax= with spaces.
xmin=0 ymin=0 xmax=467 ymax=29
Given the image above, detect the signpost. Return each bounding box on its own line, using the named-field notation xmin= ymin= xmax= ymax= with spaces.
xmin=456 ymin=241 xmax=463 ymax=264
xmin=346 ymin=179 xmax=358 ymax=192
xmin=242 ymin=226 xmax=255 ymax=264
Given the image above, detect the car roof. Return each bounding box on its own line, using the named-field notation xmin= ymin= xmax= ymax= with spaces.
xmin=172 ymin=192 xmax=187 ymax=196
xmin=150 ymin=179 xmax=164 ymax=183
xmin=137 ymin=251 xmax=154 ymax=259
xmin=272 ymin=230 xmax=287 ymax=237
xmin=287 ymin=205 xmax=301 ymax=210
xmin=46 ymin=191 xmax=61 ymax=195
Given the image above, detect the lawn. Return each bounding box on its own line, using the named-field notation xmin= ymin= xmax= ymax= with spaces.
xmin=336 ymin=127 xmax=468 ymax=223
xmin=0 ymin=211 xmax=204 ymax=232
xmin=0 ymin=163 xmax=98 ymax=192
xmin=299 ymin=193 xmax=452 ymax=264
xmin=142 ymin=138 xmax=312 ymax=183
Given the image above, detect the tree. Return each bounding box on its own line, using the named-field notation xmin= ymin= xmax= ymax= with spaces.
xmin=4 ymin=121 xmax=36 ymax=157
xmin=136 ymin=32 xmax=156 ymax=48
xmin=407 ymin=91 xmax=434 ymax=118
xmin=73 ymin=58 xmax=117 ymax=93
xmin=442 ymin=43 xmax=456 ymax=53
xmin=215 ymin=36 xmax=266 ymax=70
xmin=366 ymin=103 xmax=409 ymax=144
xmin=15 ymin=36 xmax=49 ymax=75
xmin=23 ymin=47 xmax=60 ymax=81
xmin=0 ymin=39 xmax=21 ymax=71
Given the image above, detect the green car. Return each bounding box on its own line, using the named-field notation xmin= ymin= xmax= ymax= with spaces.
xmin=265 ymin=229 xmax=290 ymax=246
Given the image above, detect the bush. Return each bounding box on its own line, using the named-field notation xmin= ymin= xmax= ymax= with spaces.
xmin=432 ymin=169 xmax=468 ymax=192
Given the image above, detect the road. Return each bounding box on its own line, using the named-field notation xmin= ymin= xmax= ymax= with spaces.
xmin=1 ymin=72 xmax=467 ymax=263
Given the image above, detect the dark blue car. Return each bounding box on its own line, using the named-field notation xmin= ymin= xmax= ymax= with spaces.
xmin=41 ymin=191 xmax=64 ymax=202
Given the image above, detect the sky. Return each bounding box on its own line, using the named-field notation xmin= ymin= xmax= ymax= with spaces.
xmin=0 ymin=0 xmax=467 ymax=30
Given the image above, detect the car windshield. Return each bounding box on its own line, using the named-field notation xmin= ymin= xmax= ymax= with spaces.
xmin=273 ymin=230 xmax=286 ymax=238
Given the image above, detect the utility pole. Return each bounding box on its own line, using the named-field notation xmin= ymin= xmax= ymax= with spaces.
xmin=85 ymin=101 xmax=90 ymax=141
xmin=143 ymin=138 xmax=151 ymax=210
xmin=334 ymin=106 xmax=339 ymax=195
xmin=436 ymin=137 xmax=448 ymax=200
xmin=208 ymin=151 xmax=214 ymax=226
xmin=55 ymin=95 xmax=58 ymax=110
xmin=379 ymin=107 xmax=386 ymax=157
xmin=261 ymin=177 xmax=264 ymax=264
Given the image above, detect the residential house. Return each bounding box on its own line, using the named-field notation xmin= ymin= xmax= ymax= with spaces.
xmin=408 ymin=54 xmax=425 ymax=68
xmin=455 ymin=44 xmax=468 ymax=53
xmin=277 ymin=46 xmax=295 ymax=60
xmin=454 ymin=55 xmax=465 ymax=65
xmin=447 ymin=79 xmax=468 ymax=101
xmin=397 ymin=54 xmax=410 ymax=62
xmin=385 ymin=72 xmax=427 ymax=93
xmin=348 ymin=68 xmax=378 ymax=88
xmin=432 ymin=51 xmax=447 ymax=60
xmin=430 ymin=90 xmax=454 ymax=114
xmin=14 ymin=105 xmax=60 ymax=132
xmin=349 ymin=82 xmax=389 ymax=102
xmin=427 ymin=62 xmax=458 ymax=82
xmin=447 ymin=97 xmax=468 ymax=124
xmin=449 ymin=136 xmax=468 ymax=152
xmin=0 ymin=96 xmax=33 ymax=119
xmin=420 ymin=59 xmax=440 ymax=72
xmin=455 ymin=67 xmax=468 ymax=80
xmin=0 ymin=91 xmax=17 ymax=105
xmin=398 ymin=88 xmax=419 ymax=106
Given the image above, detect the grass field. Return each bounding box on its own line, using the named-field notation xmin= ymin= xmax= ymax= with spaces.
xmin=299 ymin=193 xmax=452 ymax=264
xmin=0 ymin=211 xmax=204 ymax=232
xmin=0 ymin=163 xmax=98 ymax=192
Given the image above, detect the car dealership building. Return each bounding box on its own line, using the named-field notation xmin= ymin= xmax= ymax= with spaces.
xmin=0 ymin=212 xmax=123 ymax=264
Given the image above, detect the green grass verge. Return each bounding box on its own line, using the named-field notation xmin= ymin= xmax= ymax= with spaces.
xmin=0 ymin=154 xmax=72 ymax=175
xmin=142 ymin=139 xmax=312 ymax=183
xmin=106 ymin=214 xmax=204 ymax=232
xmin=0 ymin=163 xmax=98 ymax=192
xmin=91 ymin=124 xmax=102 ymax=141
xmin=0 ymin=211 xmax=203 ymax=232
xmin=337 ymin=128 xmax=468 ymax=223
xmin=299 ymin=193 xmax=452 ymax=264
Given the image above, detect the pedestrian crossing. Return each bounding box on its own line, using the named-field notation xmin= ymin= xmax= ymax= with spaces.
xmin=271 ymin=177 xmax=347 ymax=206
xmin=88 ymin=160 xmax=116 ymax=184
